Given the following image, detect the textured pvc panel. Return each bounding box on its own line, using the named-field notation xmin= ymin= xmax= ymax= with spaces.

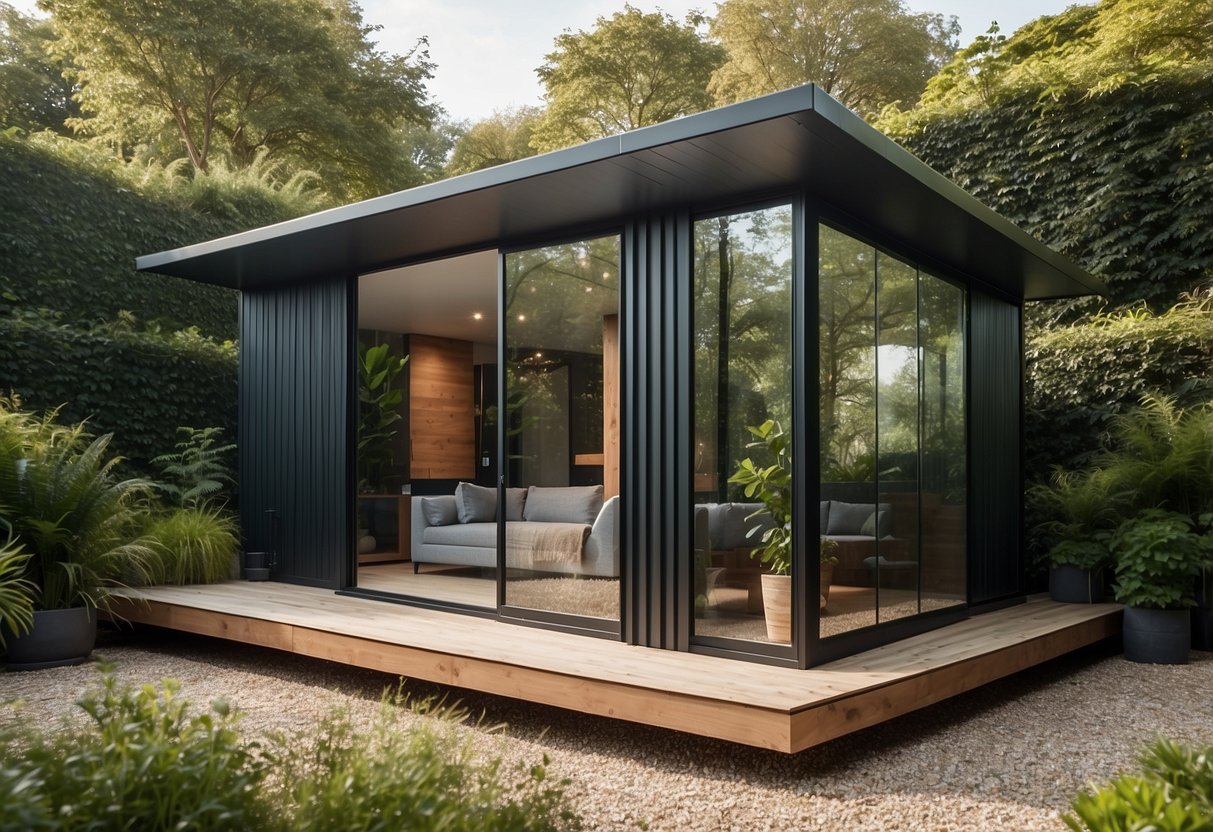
xmin=968 ymin=291 xmax=1022 ymax=604
xmin=239 ymin=278 xmax=349 ymax=588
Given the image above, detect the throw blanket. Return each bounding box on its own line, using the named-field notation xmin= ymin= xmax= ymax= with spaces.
xmin=505 ymin=522 xmax=590 ymax=566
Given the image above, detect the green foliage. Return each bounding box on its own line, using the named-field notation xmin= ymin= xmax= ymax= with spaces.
xmin=1109 ymin=509 xmax=1213 ymax=610
xmin=0 ymin=2 xmax=78 ymax=134
xmin=447 ymin=106 xmax=541 ymax=176
xmin=0 ymin=309 xmax=236 ymax=475
xmin=0 ymin=522 xmax=35 ymax=648
xmin=357 ymin=342 xmax=407 ymax=493
xmin=279 ymin=697 xmax=581 ymax=832
xmin=42 ymin=0 xmax=437 ymax=202
xmin=1065 ymin=739 xmax=1213 ymax=831
xmin=0 ymin=674 xmax=270 ymax=832
xmin=142 ymin=506 xmax=239 ymax=586
xmin=152 ymin=427 xmax=236 ymax=508
xmin=1025 ymin=294 xmax=1213 ymax=486
xmin=886 ymin=74 xmax=1213 ymax=313
xmin=709 ymin=0 xmax=960 ymax=114
xmin=728 ymin=420 xmax=793 ymax=575
xmin=2 ymin=404 xmax=156 ymax=610
xmin=531 ymin=5 xmax=725 ymax=152
xmin=1027 ymin=468 xmax=1119 ymax=570
xmin=0 ymin=133 xmax=241 ymax=337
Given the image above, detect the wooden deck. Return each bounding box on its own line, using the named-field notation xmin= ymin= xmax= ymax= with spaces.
xmin=108 ymin=583 xmax=1122 ymax=753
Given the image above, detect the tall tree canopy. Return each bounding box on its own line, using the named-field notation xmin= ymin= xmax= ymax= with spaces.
xmin=708 ymin=0 xmax=959 ymax=114
xmin=446 ymin=106 xmax=540 ymax=176
xmin=530 ymin=5 xmax=725 ymax=153
xmin=41 ymin=0 xmax=437 ymax=201
xmin=0 ymin=3 xmax=77 ymax=133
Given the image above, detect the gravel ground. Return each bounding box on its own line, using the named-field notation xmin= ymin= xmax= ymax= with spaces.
xmin=2 ymin=626 xmax=1211 ymax=831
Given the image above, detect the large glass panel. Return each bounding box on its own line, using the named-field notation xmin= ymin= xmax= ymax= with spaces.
xmin=691 ymin=205 xmax=794 ymax=644
xmin=354 ymin=250 xmax=498 ymax=608
xmin=919 ymin=274 xmax=966 ymax=610
xmin=818 ymin=224 xmax=968 ymax=641
xmin=503 ymin=236 xmax=620 ymax=622
xmin=819 ymin=226 xmax=877 ymax=636
xmin=875 ymin=253 xmax=920 ymax=623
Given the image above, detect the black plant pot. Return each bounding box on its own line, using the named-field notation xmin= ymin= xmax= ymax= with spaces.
xmin=1123 ymin=606 xmax=1191 ymax=664
xmin=243 ymin=551 xmax=270 ymax=581
xmin=1049 ymin=565 xmax=1106 ymax=603
xmin=1193 ymin=607 xmax=1213 ymax=652
xmin=3 ymin=607 xmax=98 ymax=671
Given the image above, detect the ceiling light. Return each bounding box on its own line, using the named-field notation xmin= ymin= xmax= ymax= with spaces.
xmin=517 ymin=314 xmax=526 ymax=322
xmin=585 ymin=286 xmax=593 ymax=293
xmin=472 ymin=312 xmax=483 ymax=321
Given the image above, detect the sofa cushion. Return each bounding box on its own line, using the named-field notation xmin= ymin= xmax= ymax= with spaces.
xmin=860 ymin=509 xmax=891 ymax=537
xmin=505 ymin=487 xmax=527 ymax=522
xmin=455 ymin=481 xmax=496 ymax=523
xmin=523 ymin=485 xmax=603 ymax=525
xmin=423 ymin=521 xmax=498 ymax=548
xmin=819 ymin=500 xmax=830 ymax=533
xmin=707 ymin=502 xmax=774 ymax=550
xmin=420 ymin=495 xmax=458 ymax=527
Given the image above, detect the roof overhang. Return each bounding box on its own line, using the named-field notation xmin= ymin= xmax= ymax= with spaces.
xmin=136 ymin=85 xmax=1103 ymax=301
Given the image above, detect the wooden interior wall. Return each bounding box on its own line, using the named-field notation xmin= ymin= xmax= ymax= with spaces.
xmin=603 ymin=314 xmax=620 ymax=499
xmin=407 ymin=334 xmax=475 ymax=480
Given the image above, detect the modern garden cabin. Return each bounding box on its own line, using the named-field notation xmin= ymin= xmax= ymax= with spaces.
xmin=134 ymin=86 xmax=1112 ymax=746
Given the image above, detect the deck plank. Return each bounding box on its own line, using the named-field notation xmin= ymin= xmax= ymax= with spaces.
xmin=109 ymin=583 xmax=1121 ymax=753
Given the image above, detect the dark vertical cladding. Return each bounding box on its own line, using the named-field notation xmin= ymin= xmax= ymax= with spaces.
xmin=622 ymin=212 xmax=691 ymax=649
xmin=240 ymin=277 xmax=349 ymax=588
xmin=968 ymin=290 xmax=1023 ymax=603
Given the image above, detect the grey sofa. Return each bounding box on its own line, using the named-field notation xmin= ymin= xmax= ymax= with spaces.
xmin=411 ymin=487 xmax=619 ymax=578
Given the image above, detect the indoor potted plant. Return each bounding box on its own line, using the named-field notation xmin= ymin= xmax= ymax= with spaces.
xmin=1 ymin=401 xmax=155 ymax=669
xmin=1108 ymin=509 xmax=1213 ymax=664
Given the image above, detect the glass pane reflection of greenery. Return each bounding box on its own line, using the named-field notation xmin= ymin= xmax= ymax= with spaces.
xmin=819 ymin=225 xmax=967 ymax=641
xmin=504 ymin=235 xmax=620 ymax=622
xmin=692 ymin=205 xmax=794 ymax=644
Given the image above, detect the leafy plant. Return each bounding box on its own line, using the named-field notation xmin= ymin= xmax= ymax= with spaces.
xmin=278 ymin=695 xmax=581 ymax=832
xmin=152 ymin=426 xmax=236 ymax=507
xmin=729 ymin=420 xmax=793 ymax=575
xmin=142 ymin=506 xmax=239 ymax=585
xmin=1 ymin=401 xmax=156 ymax=610
xmin=1028 ymin=468 xmax=1120 ymax=571
xmin=1109 ymin=510 xmax=1213 ymax=610
xmin=357 ymin=341 xmax=408 ymax=493
xmin=1065 ymin=739 xmax=1213 ymax=831
xmin=820 ymin=536 xmax=839 ymax=566
xmin=0 ymin=522 xmax=35 ymax=649
xmin=0 ymin=673 xmax=271 ymax=832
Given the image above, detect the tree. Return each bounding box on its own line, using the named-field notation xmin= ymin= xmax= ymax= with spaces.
xmin=447 ymin=106 xmax=540 ymax=176
xmin=0 ymin=3 xmax=77 ymax=133
xmin=530 ymin=5 xmax=725 ymax=153
xmin=708 ymin=0 xmax=960 ymax=114
xmin=41 ymin=0 xmax=436 ymax=201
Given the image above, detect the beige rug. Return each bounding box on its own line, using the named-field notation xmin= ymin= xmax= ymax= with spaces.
xmin=505 ymin=577 xmax=620 ymax=619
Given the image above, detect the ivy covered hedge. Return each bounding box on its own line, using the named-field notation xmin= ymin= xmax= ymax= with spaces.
xmin=891 ymin=72 xmax=1213 ymax=312
xmin=0 ymin=311 xmax=236 ymax=474
xmin=0 ymin=135 xmax=239 ymax=339
xmin=1025 ymin=293 xmax=1213 ymax=485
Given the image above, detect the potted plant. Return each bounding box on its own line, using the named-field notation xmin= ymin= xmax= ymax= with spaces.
xmin=357 ymin=342 xmax=407 ymax=494
xmin=1108 ymin=509 xmax=1213 ymax=664
xmin=1029 ymin=469 xmax=1116 ymax=603
xmin=820 ymin=537 xmax=839 ymax=610
xmin=0 ymin=400 xmax=155 ymax=669
xmin=0 ymin=525 xmax=35 ymax=651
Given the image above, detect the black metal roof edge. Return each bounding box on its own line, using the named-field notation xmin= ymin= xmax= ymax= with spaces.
xmin=134 ymin=86 xmax=820 ymax=274
xmin=805 ymin=93 xmax=1106 ymax=298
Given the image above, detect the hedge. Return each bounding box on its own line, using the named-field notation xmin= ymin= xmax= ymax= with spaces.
xmin=0 ymin=311 xmax=237 ymax=475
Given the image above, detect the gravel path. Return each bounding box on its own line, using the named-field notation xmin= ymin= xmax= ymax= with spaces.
xmin=2 ymin=626 xmax=1211 ymax=831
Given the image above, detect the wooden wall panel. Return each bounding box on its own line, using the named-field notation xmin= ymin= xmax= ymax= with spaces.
xmin=603 ymin=314 xmax=620 ymax=499
xmin=408 ymin=334 xmax=475 ymax=480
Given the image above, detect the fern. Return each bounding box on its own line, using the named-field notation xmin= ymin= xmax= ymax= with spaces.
xmin=152 ymin=427 xmax=237 ymax=508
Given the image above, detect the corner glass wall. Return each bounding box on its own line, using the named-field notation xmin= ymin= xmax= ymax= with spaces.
xmin=690 ymin=204 xmax=795 ymax=645
xmin=502 ymin=235 xmax=621 ymax=624
xmin=818 ymin=223 xmax=966 ymax=641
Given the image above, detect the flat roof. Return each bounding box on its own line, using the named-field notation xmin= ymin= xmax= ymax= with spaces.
xmin=136 ymin=85 xmax=1103 ymax=301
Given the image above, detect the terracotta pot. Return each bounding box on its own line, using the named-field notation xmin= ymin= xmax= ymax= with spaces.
xmin=761 ymin=573 xmax=791 ymax=643
xmin=820 ymin=562 xmax=834 ymax=609
xmin=4 ymin=607 xmax=97 ymax=670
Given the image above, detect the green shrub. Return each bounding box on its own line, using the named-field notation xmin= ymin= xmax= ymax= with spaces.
xmin=1065 ymin=739 xmax=1213 ymax=831
xmin=142 ymin=506 xmax=239 ymax=586
xmin=279 ymin=697 xmax=581 ymax=832
xmin=0 ymin=675 xmax=270 ymax=832
xmin=0 ymin=524 xmax=35 ymax=648
xmin=152 ymin=426 xmax=237 ymax=507
xmin=0 ymin=310 xmax=236 ymax=475
xmin=1108 ymin=510 xmax=1213 ymax=610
